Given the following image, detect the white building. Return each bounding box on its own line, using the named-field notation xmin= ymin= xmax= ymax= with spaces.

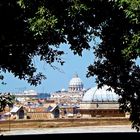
xmin=14 ymin=90 xmax=37 ymax=98
xmin=50 ymin=74 xmax=86 ymax=117
xmin=68 ymin=73 xmax=84 ymax=92
xmin=79 ymin=85 xmax=126 ymax=118
xmin=50 ymin=73 xmax=85 ymax=104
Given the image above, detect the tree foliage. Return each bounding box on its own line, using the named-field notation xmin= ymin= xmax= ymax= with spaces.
xmin=0 ymin=0 xmax=140 ymax=131
xmin=86 ymin=0 xmax=140 ymax=131
xmin=0 ymin=93 xmax=15 ymax=112
xmin=0 ymin=0 xmax=64 ymax=85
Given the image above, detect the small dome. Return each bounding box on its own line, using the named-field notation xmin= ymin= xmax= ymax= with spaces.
xmin=82 ymin=85 xmax=119 ymax=102
xmin=68 ymin=73 xmax=83 ymax=92
xmin=61 ymin=88 xmax=66 ymax=92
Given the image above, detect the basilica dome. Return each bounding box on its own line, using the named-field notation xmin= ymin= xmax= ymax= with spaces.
xmin=68 ymin=74 xmax=83 ymax=92
xmin=82 ymin=85 xmax=119 ymax=102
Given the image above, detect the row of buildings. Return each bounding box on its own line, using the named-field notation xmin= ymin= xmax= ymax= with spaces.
xmin=0 ymin=73 xmax=128 ymax=120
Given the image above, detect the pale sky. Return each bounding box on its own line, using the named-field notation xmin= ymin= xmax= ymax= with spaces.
xmin=1 ymin=41 xmax=140 ymax=94
xmin=0 ymin=43 xmax=96 ymax=94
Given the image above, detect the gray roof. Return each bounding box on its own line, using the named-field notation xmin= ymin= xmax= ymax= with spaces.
xmin=10 ymin=106 xmax=21 ymax=113
xmin=82 ymin=85 xmax=119 ymax=102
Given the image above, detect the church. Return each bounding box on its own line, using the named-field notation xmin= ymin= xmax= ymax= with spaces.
xmin=50 ymin=73 xmax=85 ymax=118
xmin=79 ymin=85 xmax=126 ymax=118
xmin=50 ymin=74 xmax=126 ymax=118
xmin=50 ymin=73 xmax=85 ymax=104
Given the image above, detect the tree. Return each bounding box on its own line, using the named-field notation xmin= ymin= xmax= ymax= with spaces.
xmin=0 ymin=0 xmax=140 ymax=131
xmin=0 ymin=0 xmax=64 ymax=86
xmin=0 ymin=93 xmax=15 ymax=112
xmin=87 ymin=0 xmax=140 ymax=131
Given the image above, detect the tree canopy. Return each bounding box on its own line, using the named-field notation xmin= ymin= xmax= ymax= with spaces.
xmin=0 ymin=0 xmax=140 ymax=131
xmin=0 ymin=93 xmax=15 ymax=112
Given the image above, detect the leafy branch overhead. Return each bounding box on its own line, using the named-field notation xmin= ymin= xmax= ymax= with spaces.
xmin=0 ymin=0 xmax=140 ymax=131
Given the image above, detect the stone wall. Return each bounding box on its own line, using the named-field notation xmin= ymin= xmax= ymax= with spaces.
xmin=80 ymin=102 xmax=119 ymax=109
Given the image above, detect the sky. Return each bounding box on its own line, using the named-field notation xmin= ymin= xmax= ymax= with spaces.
xmin=0 ymin=43 xmax=96 ymax=94
xmin=1 ymin=41 xmax=140 ymax=94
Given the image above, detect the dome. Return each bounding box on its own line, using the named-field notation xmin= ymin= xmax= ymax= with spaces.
xmin=61 ymin=88 xmax=66 ymax=92
xmin=68 ymin=73 xmax=83 ymax=92
xmin=69 ymin=74 xmax=83 ymax=86
xmin=82 ymin=85 xmax=119 ymax=102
